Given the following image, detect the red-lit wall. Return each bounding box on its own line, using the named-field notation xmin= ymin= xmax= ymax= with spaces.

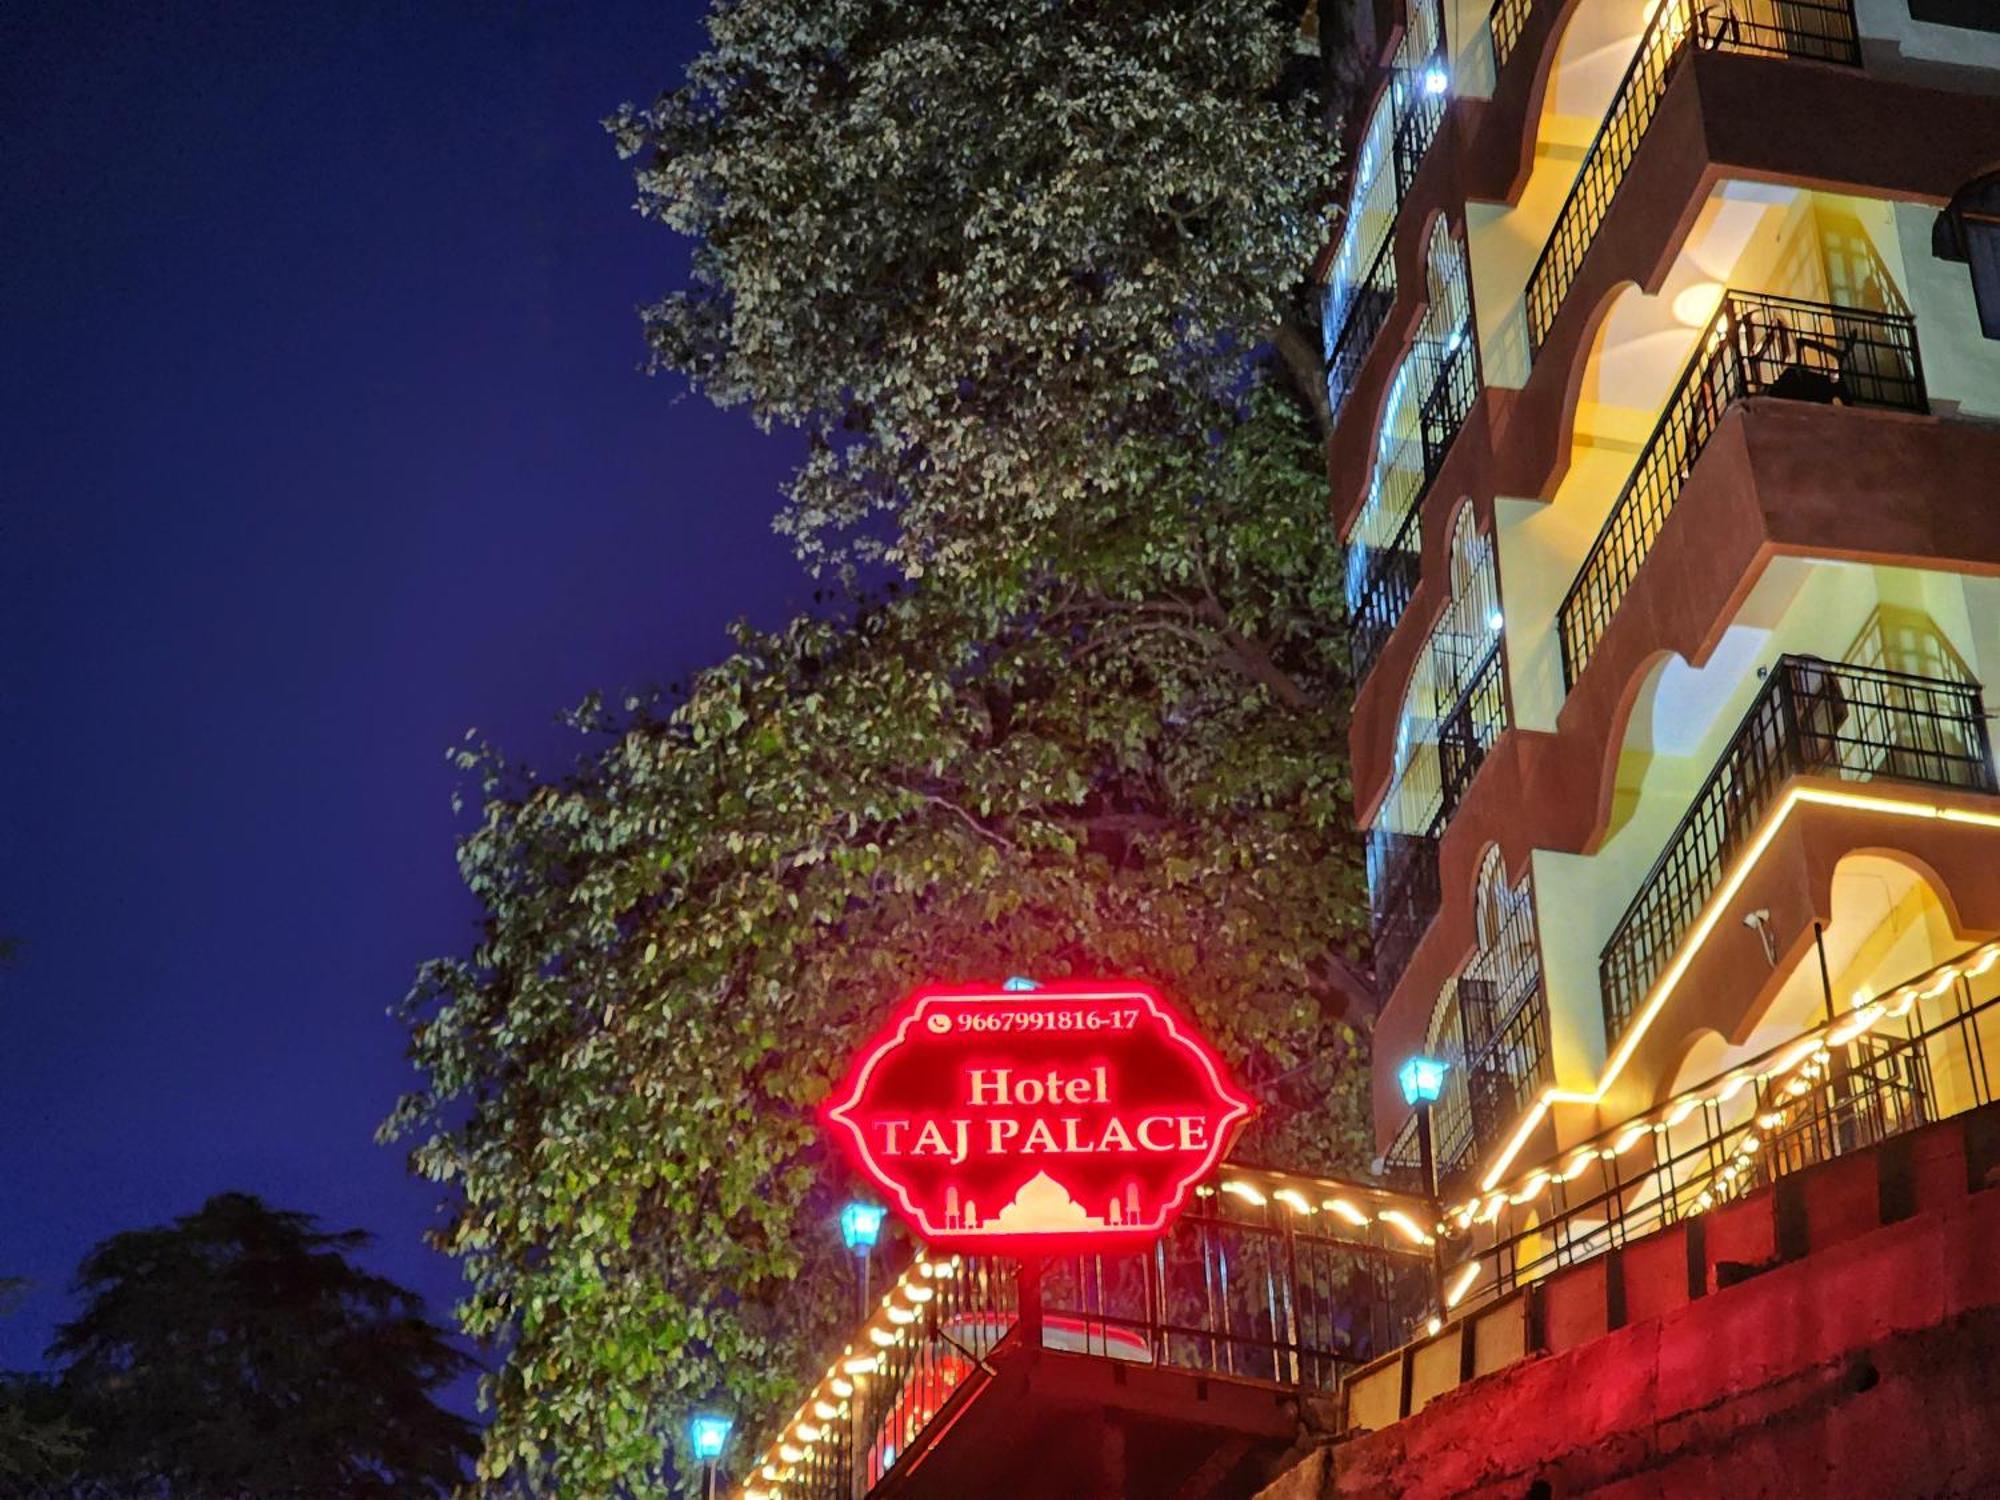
xmin=1262 ymin=1108 xmax=2000 ymax=1498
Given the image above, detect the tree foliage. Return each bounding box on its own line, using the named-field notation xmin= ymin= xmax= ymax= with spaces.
xmin=609 ymin=0 xmax=1340 ymax=575
xmin=392 ymin=1 xmax=1367 ymax=1493
xmin=40 ymin=1194 xmax=475 ymax=1497
xmin=0 ymin=1281 xmax=83 ymax=1489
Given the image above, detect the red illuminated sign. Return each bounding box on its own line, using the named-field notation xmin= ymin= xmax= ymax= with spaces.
xmin=823 ymin=980 xmax=1254 ymax=1254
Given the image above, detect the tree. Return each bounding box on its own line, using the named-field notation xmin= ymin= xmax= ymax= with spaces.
xmin=0 ymin=1280 xmax=83 ymax=1489
xmin=391 ymin=1 xmax=1369 ymax=1491
xmin=608 ymin=0 xmax=1343 ymax=577
xmin=390 ymin=387 xmax=1372 ymax=1492
xmin=44 ymin=1193 xmax=475 ymax=1497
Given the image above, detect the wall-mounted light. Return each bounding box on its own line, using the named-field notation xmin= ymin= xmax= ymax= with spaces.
xmin=1672 ymin=280 xmax=1726 ymax=329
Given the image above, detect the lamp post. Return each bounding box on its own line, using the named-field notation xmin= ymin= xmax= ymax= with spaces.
xmin=837 ymin=1202 xmax=886 ymax=1500
xmin=840 ymin=1201 xmax=886 ymax=1321
xmin=689 ymin=1413 xmax=732 ymax=1500
xmin=1397 ymin=1055 xmax=1449 ymax=1318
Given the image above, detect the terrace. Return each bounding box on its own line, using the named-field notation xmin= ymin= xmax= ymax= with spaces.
xmin=1556 ymin=292 xmax=1927 ymax=692
xmin=737 ymin=1167 xmax=1434 ymax=1500
xmin=1597 ymin=655 xmax=1995 ymax=1051
xmin=1523 ymin=0 xmax=1861 ymax=357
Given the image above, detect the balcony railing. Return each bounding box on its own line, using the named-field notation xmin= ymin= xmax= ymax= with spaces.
xmin=746 ymin=1168 xmax=1433 ymax=1500
xmin=1369 ymin=827 xmax=1444 ymax=1002
xmin=1440 ymin=940 xmax=2000 ymax=1323
xmin=1437 ymin=638 xmax=1507 ymax=817
xmin=1599 ymin=656 xmax=1995 ymax=1048
xmin=1367 ymin=641 xmax=1510 ymax=999
xmin=1348 ymin=486 xmax=1424 ymax=682
xmin=1325 ymin=234 xmax=1399 ymax=418
xmin=1489 ymin=0 xmax=1537 ymax=71
xmin=1557 ymin=292 xmax=1928 ymax=690
xmin=1402 ymin=860 xmax=1551 ymax=1197
xmin=1523 ymin=0 xmax=1861 ymax=356
xmin=1319 ymin=0 xmax=1450 ymax=425
xmin=1346 ymin=328 xmax=1482 ymax=683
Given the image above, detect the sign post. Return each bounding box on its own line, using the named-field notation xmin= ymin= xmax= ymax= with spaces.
xmin=823 ymin=979 xmax=1253 ymax=1258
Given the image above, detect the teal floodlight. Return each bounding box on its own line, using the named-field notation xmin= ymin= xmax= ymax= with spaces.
xmin=840 ymin=1201 xmax=886 ymax=1253
xmin=1398 ymin=1055 xmax=1448 ymax=1107
xmin=689 ymin=1413 xmax=732 ymax=1461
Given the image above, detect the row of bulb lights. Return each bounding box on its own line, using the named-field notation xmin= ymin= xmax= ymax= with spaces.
xmin=740 ymin=1254 xmax=962 ymax=1500
xmin=1419 ymin=939 xmax=2000 ymax=1328
xmin=738 ymin=1175 xmax=1434 ymax=1497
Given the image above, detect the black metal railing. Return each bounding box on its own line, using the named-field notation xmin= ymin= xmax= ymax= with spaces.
xmin=1369 ymin=827 xmax=1445 ymax=1002
xmin=1556 ymin=292 xmax=1926 ymax=691
xmin=1319 ymin=0 xmax=1451 ymax=424
xmin=1039 ymin=1177 xmax=1433 ymax=1392
xmin=1421 ymin=870 xmax=1551 ymax=1195
xmin=749 ymin=1170 xmax=1434 ymax=1500
xmin=1346 ymin=323 xmax=1481 ymax=684
xmin=1436 ymin=640 xmax=1507 ymax=819
xmin=1390 ymin=54 xmax=1450 ymax=200
xmin=1489 ymin=0 xmax=1537 ymax=70
xmin=1325 ymin=233 xmax=1400 ymax=419
xmin=1418 ymin=327 xmax=1481 ymax=468
xmin=1348 ymin=496 xmax=1425 ymax=682
xmin=768 ymin=1254 xmax=1017 ymax=1500
xmin=1366 ymin=640 xmax=1510 ymax=1000
xmin=1599 ymin=657 xmax=1995 ymax=1048
xmin=1444 ymin=942 xmax=2000 ymax=1321
xmin=1523 ymin=0 xmax=1861 ymax=355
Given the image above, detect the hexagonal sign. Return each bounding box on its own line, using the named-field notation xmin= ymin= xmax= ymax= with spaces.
xmin=823 ymin=979 xmax=1254 ymax=1255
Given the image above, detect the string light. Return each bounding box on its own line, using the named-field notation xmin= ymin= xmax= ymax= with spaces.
xmin=1445 ymin=1260 xmax=1481 ymax=1308
xmin=1445 ymin=933 xmax=2000 ymax=1228
xmin=1378 ymin=1209 xmax=1434 ymax=1245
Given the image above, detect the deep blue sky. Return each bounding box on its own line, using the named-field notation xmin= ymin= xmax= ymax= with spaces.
xmin=1 ymin=3 xmax=806 ymax=1376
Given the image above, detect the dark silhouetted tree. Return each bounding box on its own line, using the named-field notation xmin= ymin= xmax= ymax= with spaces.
xmin=45 ymin=1193 xmax=474 ymax=1497
xmin=0 ymin=1280 xmax=83 ymax=1489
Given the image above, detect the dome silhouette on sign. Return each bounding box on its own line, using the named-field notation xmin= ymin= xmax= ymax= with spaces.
xmin=990 ymin=1172 xmax=1107 ymax=1233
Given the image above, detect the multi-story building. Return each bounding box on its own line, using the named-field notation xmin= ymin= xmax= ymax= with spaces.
xmin=1332 ymin=0 xmax=2000 ymax=1208
xmin=730 ymin=2 xmax=2000 ymax=1494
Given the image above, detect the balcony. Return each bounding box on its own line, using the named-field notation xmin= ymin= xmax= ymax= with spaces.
xmin=1369 ymin=828 xmax=1444 ymax=1006
xmin=1368 ymin=641 xmax=1510 ymax=997
xmin=1319 ymin=0 xmax=1450 ymax=424
xmin=1557 ymin=292 xmax=1928 ymax=691
xmin=1324 ymin=235 xmax=1398 ymax=420
xmin=1384 ymin=870 xmax=1551 ymax=1197
xmin=1443 ymin=940 xmax=2000 ymax=1321
xmin=1599 ymin=656 xmax=1996 ymax=1050
xmin=1346 ymin=329 xmax=1481 ymax=683
xmin=744 ymin=1168 xmax=1433 ymax=1500
xmin=1523 ymin=0 xmax=1861 ymax=357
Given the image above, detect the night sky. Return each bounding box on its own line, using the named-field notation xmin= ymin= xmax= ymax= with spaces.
xmin=2 ymin=4 xmax=803 ymax=1380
